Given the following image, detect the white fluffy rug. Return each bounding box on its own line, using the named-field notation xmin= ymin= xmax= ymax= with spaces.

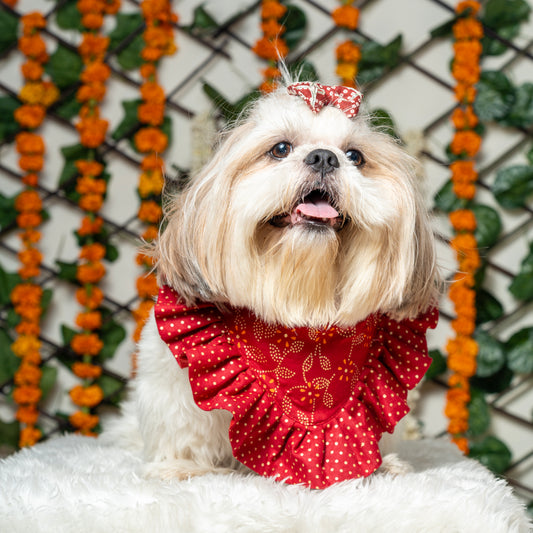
xmin=0 ymin=435 xmax=530 ymax=533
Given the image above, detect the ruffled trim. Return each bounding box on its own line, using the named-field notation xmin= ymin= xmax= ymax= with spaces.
xmin=155 ymin=285 xmax=438 ymax=489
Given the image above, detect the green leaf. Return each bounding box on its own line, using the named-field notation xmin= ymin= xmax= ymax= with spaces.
xmin=109 ymin=14 xmax=145 ymax=70
xmin=53 ymin=93 xmax=82 ymax=121
xmin=40 ymin=365 xmax=58 ymax=402
xmin=474 ymin=71 xmax=515 ymax=122
xmin=61 ymin=325 xmax=77 ymax=347
xmin=0 ymin=95 xmax=21 ymax=143
xmin=0 ymin=329 xmax=19 ymax=385
xmin=358 ymin=35 xmax=402 ymax=85
xmin=287 ymin=60 xmax=319 ymax=83
xmin=96 ymin=374 xmax=125 ymax=403
xmin=0 ymin=193 xmax=17 ymax=232
xmin=527 ymin=145 xmax=533 ymax=166
xmin=187 ymin=4 xmax=219 ymax=36
xmin=55 ymin=260 xmax=78 ymax=282
xmin=468 ymin=388 xmax=491 ymax=437
xmin=0 ymin=263 xmax=22 ymax=306
xmin=430 ymin=17 xmax=457 ymax=38
xmin=41 ymin=288 xmax=54 ymax=317
xmin=105 ymin=243 xmax=120 ymax=263
xmin=281 ymin=4 xmax=307 ymax=51
xmin=471 ymin=366 xmax=514 ymax=394
xmin=469 ymin=435 xmax=512 ymax=474
xmin=475 ymin=288 xmax=504 ymax=324
xmin=499 ymin=82 xmax=533 ymax=128
xmin=0 ymin=9 xmax=18 ymax=55
xmin=474 ymin=330 xmax=505 ymax=377
xmin=111 ymin=99 xmax=141 ymax=141
xmin=203 ymin=82 xmax=237 ymax=123
xmin=483 ymin=0 xmax=531 ymax=29
xmin=55 ymin=0 xmax=83 ymax=31
xmin=58 ymin=143 xmax=93 ymax=202
xmin=98 ymin=319 xmax=126 ymax=361
xmin=0 ymin=418 xmax=20 ymax=449
xmin=509 ymin=243 xmax=533 ymax=301
xmin=492 ymin=165 xmax=533 ymax=209
xmin=45 ymin=44 xmax=84 ymax=89
xmin=506 ymin=327 xmax=533 ymax=374
xmin=425 ymin=349 xmax=447 ymax=380
xmin=434 ymin=179 xmax=469 ymax=213
xmin=471 ymin=204 xmax=502 ymax=249
xmin=482 ymin=24 xmax=521 ymax=57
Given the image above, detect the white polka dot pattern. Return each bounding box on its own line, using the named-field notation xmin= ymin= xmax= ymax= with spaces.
xmin=154 ymin=285 xmax=438 ymax=489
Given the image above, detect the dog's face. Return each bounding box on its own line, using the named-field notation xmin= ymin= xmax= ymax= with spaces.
xmin=157 ymin=86 xmax=438 ymax=328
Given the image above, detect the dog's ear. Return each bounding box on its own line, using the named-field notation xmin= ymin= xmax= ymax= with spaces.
xmin=154 ymin=121 xmax=255 ymax=304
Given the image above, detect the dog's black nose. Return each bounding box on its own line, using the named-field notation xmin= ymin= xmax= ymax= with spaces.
xmin=304 ymin=149 xmax=339 ymax=175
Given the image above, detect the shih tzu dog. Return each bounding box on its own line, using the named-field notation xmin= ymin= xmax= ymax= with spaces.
xmin=103 ymin=79 xmax=439 ymax=489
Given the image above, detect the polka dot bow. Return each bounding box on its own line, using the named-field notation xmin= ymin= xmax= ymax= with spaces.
xmin=287 ymin=82 xmax=362 ymax=118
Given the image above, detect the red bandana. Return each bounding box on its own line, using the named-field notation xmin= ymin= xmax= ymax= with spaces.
xmin=155 ymin=285 xmax=438 ymax=489
xmin=287 ymin=82 xmax=362 ymax=118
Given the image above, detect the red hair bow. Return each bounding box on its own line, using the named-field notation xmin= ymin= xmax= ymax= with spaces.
xmin=287 ymin=82 xmax=362 ymax=118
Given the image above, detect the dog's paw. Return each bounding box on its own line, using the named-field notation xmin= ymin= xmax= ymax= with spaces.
xmin=378 ymin=453 xmax=414 ymax=476
xmin=143 ymin=459 xmax=236 ymax=481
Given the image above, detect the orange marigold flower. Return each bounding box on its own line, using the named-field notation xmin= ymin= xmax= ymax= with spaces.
xmin=76 ymin=285 xmax=104 ymax=309
xmin=336 ymin=62 xmax=357 ymax=82
xmin=262 ymin=66 xmax=282 ymax=80
xmin=14 ymin=104 xmax=46 ymax=129
xmin=259 ymin=79 xmax=277 ymax=94
xmin=18 ymin=247 xmax=42 ymax=267
xmin=450 ymin=130 xmax=481 ymax=157
xmin=451 ymin=316 xmax=476 ymax=336
xmin=140 ymin=63 xmax=157 ymax=80
xmin=448 ymin=373 xmax=470 ymax=390
xmin=72 ymin=362 xmax=103 ymax=379
xmin=448 ymin=417 xmax=469 ymax=435
xmin=141 ymin=153 xmax=164 ymax=172
xmin=451 ymin=106 xmax=479 ymax=130
xmin=252 ymin=36 xmax=288 ymax=61
xmin=41 ymin=81 xmax=60 ymax=107
xmin=141 ymin=224 xmax=158 ymax=242
xmin=134 ymin=127 xmax=168 ymax=153
xmin=14 ymin=189 xmax=43 ymax=212
xmin=78 ymin=215 xmax=104 ymax=236
xmin=70 ymin=332 xmax=104 ymax=356
xmin=454 ymin=82 xmax=476 ymax=104
xmin=141 ymin=0 xmax=177 ymax=23
xmin=80 ymin=62 xmax=111 ymax=84
xmin=21 ymin=60 xmax=44 ymax=81
xmin=452 ymin=436 xmax=469 ymax=454
xmin=19 ymin=154 xmax=44 ymax=173
xmin=446 ymin=338 xmax=478 ymax=377
xmin=453 ymin=40 xmax=482 ymax=63
xmin=78 ymin=34 xmax=110 ymax=62
xmin=136 ymin=251 xmax=155 ymax=268
xmin=261 ymin=19 xmax=285 ymax=39
xmin=20 ymin=228 xmax=42 ymax=245
xmin=450 ymin=232 xmax=478 ymax=254
xmin=136 ymin=273 xmax=158 ymax=298
xmin=138 ymin=102 xmax=165 ymax=126
xmin=16 ymin=405 xmax=40 ymax=425
xmin=69 ymin=410 xmax=100 ymax=431
xmin=80 ymin=243 xmax=106 ymax=262
xmin=143 ymin=26 xmax=171 ymax=48
xmin=453 ymin=18 xmax=483 ymax=40
xmin=21 ymin=12 xmax=47 ymax=33
xmin=16 ymin=212 xmax=42 ymax=229
xmin=76 ymin=261 xmax=106 ymax=284
xmin=14 ymin=362 xmax=42 ymax=386
xmin=19 ymin=263 xmax=40 ymax=280
xmin=81 ymin=12 xmax=104 ymax=30
xmin=104 ymin=0 xmax=121 ymax=14
xmin=75 ymin=160 xmax=104 ymax=177
xmin=77 ymin=0 xmax=105 ymax=14
xmin=138 ymin=169 xmax=164 ymax=197
xmin=79 ymin=193 xmax=104 ymax=213
xmin=76 ymin=82 xmax=107 ymax=103
xmin=456 ymin=0 xmax=481 ymax=15
xmin=332 ymin=5 xmax=359 ymax=30
xmin=19 ymin=426 xmax=42 ymax=447
xmin=18 ymin=34 xmax=48 ymax=61
xmin=138 ymin=200 xmax=163 ymax=224
xmin=13 ymin=385 xmax=42 ymax=405
xmin=69 ymin=384 xmax=104 ymax=408
xmin=11 ymin=334 xmax=41 ymax=357
xmin=140 ymin=82 xmax=166 ymax=104
xmin=15 ymin=321 xmax=40 ymax=336
xmin=451 ymin=61 xmax=480 ymax=86
xmin=336 ymin=40 xmax=361 ymax=63
xmin=261 ymin=0 xmax=287 ymax=20
xmin=76 ymin=176 xmax=107 ymax=195
xmin=132 ymin=299 xmax=154 ymax=324
xmin=15 ymin=132 xmax=45 ymax=155
xmin=75 ymin=310 xmax=103 ymax=331
xmin=76 ymin=116 xmax=109 ymax=148
xmin=449 ymin=209 xmax=477 ymax=232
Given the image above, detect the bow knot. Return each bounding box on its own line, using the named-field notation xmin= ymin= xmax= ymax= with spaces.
xmin=287 ymin=82 xmax=362 ymax=118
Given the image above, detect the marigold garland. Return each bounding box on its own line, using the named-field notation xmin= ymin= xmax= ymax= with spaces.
xmin=332 ymin=0 xmax=361 ymax=88
xmin=445 ymin=0 xmax=483 ymax=455
xmin=131 ymin=0 xmax=177 ymax=371
xmin=66 ymin=0 xmax=120 ymax=436
xmin=9 ymin=12 xmax=60 ymax=448
xmin=252 ymin=0 xmax=288 ymax=93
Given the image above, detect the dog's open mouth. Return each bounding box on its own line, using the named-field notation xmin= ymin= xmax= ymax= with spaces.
xmin=269 ymin=190 xmax=346 ymax=231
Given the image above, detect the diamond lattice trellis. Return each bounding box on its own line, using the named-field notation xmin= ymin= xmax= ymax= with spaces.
xmin=0 ymin=0 xmax=532 ymax=509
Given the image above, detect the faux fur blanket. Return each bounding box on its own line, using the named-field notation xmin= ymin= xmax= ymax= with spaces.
xmin=0 ymin=435 xmax=529 ymax=533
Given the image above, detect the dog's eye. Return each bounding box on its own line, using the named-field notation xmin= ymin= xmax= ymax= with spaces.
xmin=345 ymin=149 xmax=364 ymax=166
xmin=269 ymin=142 xmax=293 ymax=159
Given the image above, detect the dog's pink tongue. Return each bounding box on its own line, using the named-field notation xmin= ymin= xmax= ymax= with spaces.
xmin=293 ymin=198 xmax=339 ymax=223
